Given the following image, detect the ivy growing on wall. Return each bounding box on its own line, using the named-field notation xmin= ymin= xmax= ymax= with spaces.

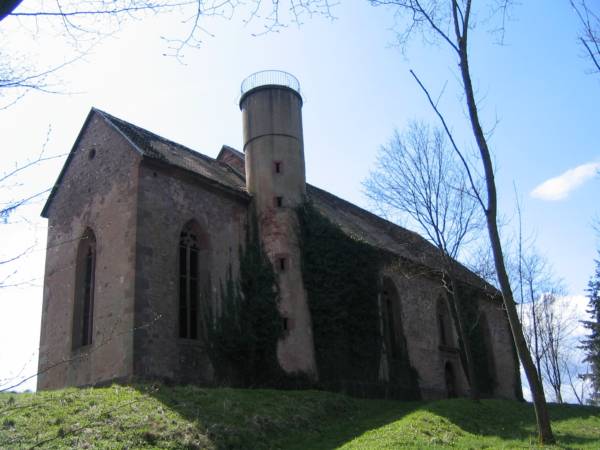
xmin=296 ymin=202 xmax=419 ymax=398
xmin=205 ymin=218 xmax=284 ymax=387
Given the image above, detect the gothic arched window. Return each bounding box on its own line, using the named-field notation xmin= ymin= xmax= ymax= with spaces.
xmin=72 ymin=228 xmax=96 ymax=349
xmin=437 ymin=297 xmax=453 ymax=347
xmin=381 ymin=277 xmax=406 ymax=360
xmin=179 ymin=222 xmax=202 ymax=339
xmin=479 ymin=311 xmax=497 ymax=393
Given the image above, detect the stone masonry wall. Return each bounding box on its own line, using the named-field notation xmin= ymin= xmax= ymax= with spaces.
xmin=479 ymin=298 xmax=521 ymax=399
xmin=383 ymin=266 xmax=470 ymax=399
xmin=38 ymin=113 xmax=140 ymax=389
xmin=133 ymin=160 xmax=248 ymax=384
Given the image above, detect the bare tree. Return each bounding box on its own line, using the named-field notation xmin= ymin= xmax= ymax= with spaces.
xmin=537 ymin=293 xmax=567 ymax=403
xmin=570 ymin=0 xmax=600 ymax=74
xmin=365 ymin=123 xmax=483 ymax=261
xmin=519 ymin=250 xmax=553 ymax=381
xmin=364 ymin=121 xmax=485 ymax=399
xmin=367 ymin=0 xmax=554 ymax=442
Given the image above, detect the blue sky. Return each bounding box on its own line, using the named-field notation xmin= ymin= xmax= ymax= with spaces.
xmin=0 ymin=1 xmax=598 ymax=394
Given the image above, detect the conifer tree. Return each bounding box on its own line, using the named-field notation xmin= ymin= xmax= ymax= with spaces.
xmin=581 ymin=252 xmax=600 ymax=405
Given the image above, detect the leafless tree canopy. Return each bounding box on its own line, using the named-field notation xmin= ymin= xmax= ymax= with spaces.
xmin=364 ymin=122 xmax=483 ymax=261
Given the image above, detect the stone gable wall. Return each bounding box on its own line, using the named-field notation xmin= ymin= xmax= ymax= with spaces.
xmin=38 ymin=113 xmax=140 ymax=389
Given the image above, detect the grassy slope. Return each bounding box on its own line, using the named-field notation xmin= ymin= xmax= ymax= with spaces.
xmin=1 ymin=385 xmax=599 ymax=449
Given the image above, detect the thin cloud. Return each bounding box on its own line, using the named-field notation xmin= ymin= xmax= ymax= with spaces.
xmin=531 ymin=162 xmax=600 ymax=201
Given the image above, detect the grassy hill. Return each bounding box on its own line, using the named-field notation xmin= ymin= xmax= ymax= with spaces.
xmin=1 ymin=385 xmax=599 ymax=449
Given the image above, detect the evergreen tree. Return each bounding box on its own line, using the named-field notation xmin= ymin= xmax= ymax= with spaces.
xmin=581 ymin=252 xmax=600 ymax=406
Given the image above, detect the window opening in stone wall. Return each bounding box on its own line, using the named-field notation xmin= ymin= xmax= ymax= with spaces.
xmin=72 ymin=228 xmax=96 ymax=349
xmin=479 ymin=312 xmax=497 ymax=386
xmin=278 ymin=257 xmax=286 ymax=272
xmin=275 ymin=196 xmax=283 ymax=207
xmin=274 ymin=161 xmax=282 ymax=174
xmin=438 ymin=313 xmax=447 ymax=345
xmin=437 ymin=298 xmax=453 ymax=347
xmin=383 ymin=290 xmax=399 ymax=358
xmin=179 ymin=228 xmax=200 ymax=339
xmin=381 ymin=277 xmax=406 ymax=360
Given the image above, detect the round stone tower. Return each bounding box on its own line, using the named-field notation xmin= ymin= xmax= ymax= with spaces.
xmin=239 ymin=71 xmax=317 ymax=378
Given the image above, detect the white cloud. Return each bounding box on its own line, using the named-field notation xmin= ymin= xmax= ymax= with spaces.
xmin=531 ymin=162 xmax=600 ymax=201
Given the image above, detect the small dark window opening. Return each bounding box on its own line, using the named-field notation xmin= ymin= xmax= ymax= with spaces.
xmin=282 ymin=317 xmax=289 ymax=331
xmin=88 ymin=148 xmax=96 ymax=160
xmin=278 ymin=257 xmax=286 ymax=271
xmin=179 ymin=229 xmax=200 ymax=339
xmin=275 ymin=196 xmax=283 ymax=207
xmin=274 ymin=161 xmax=282 ymax=174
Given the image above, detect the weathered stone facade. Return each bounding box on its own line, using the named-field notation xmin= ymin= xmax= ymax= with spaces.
xmin=37 ymin=74 xmax=521 ymax=401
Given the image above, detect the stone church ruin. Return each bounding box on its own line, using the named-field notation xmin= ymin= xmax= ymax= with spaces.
xmin=37 ymin=71 xmax=521 ymax=400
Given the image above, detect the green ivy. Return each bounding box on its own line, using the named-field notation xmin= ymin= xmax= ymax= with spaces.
xmin=296 ymin=202 xmax=419 ymax=399
xmin=206 ymin=218 xmax=284 ymax=387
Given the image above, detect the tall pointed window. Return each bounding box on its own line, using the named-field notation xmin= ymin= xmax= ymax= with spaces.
xmin=437 ymin=297 xmax=453 ymax=347
xmin=381 ymin=277 xmax=406 ymax=360
xmin=179 ymin=224 xmax=201 ymax=339
xmin=479 ymin=312 xmax=497 ymax=393
xmin=72 ymin=228 xmax=96 ymax=349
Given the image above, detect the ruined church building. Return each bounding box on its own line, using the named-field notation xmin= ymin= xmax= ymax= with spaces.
xmin=38 ymin=71 xmax=521 ymax=400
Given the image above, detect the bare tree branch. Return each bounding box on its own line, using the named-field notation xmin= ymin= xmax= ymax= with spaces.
xmin=382 ymin=0 xmax=555 ymax=442
xmin=570 ymin=0 xmax=600 ymax=74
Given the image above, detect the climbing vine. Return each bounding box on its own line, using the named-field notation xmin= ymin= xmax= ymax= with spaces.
xmin=296 ymin=202 xmax=419 ymax=399
xmin=205 ymin=218 xmax=284 ymax=387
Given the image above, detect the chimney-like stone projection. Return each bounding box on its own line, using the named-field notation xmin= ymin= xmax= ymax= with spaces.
xmin=239 ymin=70 xmax=317 ymax=378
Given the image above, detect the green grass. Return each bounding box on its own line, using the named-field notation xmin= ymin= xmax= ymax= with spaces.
xmin=1 ymin=385 xmax=598 ymax=449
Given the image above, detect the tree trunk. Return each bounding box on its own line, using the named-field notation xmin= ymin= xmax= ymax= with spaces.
xmin=456 ymin=33 xmax=555 ymax=443
xmin=447 ymin=272 xmax=480 ymax=400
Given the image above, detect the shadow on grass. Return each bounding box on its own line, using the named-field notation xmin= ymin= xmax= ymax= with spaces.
xmin=144 ymin=384 xmax=420 ymax=450
xmin=144 ymin=385 xmax=600 ymax=450
xmin=417 ymin=398 xmax=600 ymax=449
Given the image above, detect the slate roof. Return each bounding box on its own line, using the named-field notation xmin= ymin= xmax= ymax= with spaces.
xmin=97 ymin=109 xmax=247 ymax=193
xmin=213 ymin=137 xmax=495 ymax=293
xmin=43 ymin=108 xmax=495 ymax=294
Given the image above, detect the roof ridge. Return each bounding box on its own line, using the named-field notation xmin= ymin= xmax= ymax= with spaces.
xmin=94 ymin=108 xmax=216 ymax=165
